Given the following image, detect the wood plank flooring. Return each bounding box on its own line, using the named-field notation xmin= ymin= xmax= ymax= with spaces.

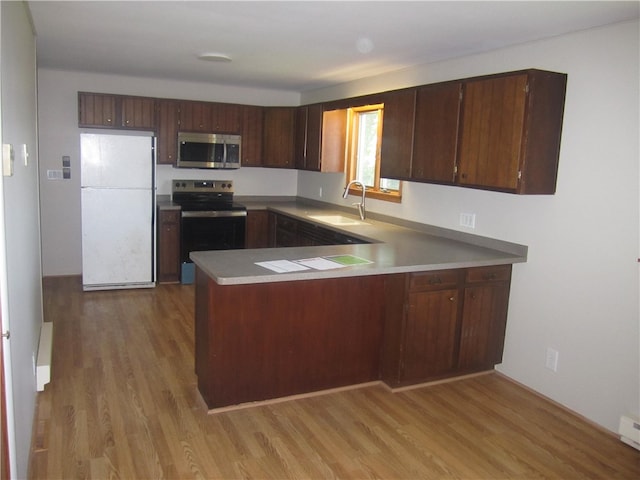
xmin=29 ymin=276 xmax=639 ymax=479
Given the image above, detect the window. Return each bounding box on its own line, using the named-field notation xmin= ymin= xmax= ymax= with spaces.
xmin=346 ymin=104 xmax=402 ymax=202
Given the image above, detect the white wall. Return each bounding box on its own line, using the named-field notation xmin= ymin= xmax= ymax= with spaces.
xmin=299 ymin=21 xmax=640 ymax=434
xmin=37 ymin=69 xmax=300 ymax=276
xmin=1 ymin=2 xmax=43 ymax=477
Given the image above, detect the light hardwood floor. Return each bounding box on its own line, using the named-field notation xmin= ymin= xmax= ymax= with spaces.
xmin=29 ymin=276 xmax=639 ymax=479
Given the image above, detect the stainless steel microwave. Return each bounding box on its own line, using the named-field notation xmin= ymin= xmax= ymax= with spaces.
xmin=177 ymin=132 xmax=241 ymax=169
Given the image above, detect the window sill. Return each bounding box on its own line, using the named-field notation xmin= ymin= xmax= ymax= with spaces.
xmin=348 ymin=188 xmax=402 ymax=204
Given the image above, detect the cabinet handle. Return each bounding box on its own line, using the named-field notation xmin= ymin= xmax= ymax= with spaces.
xmin=429 ymin=276 xmax=442 ymax=285
xmin=449 ymin=297 xmax=455 ymax=302
xmin=483 ymin=273 xmax=497 ymax=280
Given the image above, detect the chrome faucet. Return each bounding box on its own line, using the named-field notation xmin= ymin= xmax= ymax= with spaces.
xmin=343 ymin=180 xmax=366 ymax=220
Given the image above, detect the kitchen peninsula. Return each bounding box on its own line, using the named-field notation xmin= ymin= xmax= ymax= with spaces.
xmin=191 ymin=201 xmax=527 ymax=410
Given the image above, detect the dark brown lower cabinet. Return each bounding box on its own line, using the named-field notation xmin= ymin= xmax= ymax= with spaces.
xmin=195 ymin=269 xmax=385 ymax=408
xmin=156 ymin=208 xmax=181 ymax=283
xmin=245 ymin=210 xmax=270 ymax=248
xmin=381 ymin=265 xmax=511 ymax=387
xmin=403 ymin=288 xmax=459 ymax=380
xmin=458 ymin=266 xmax=512 ymax=370
xmin=195 ymin=261 xmax=513 ymax=408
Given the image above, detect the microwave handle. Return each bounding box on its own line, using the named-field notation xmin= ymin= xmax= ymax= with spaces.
xmin=222 ymin=140 xmax=227 ymax=166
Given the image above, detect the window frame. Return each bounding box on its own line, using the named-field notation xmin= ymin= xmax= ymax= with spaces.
xmin=346 ymin=104 xmax=402 ymax=203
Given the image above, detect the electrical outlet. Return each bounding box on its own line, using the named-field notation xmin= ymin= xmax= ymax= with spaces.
xmin=545 ymin=347 xmax=559 ymax=372
xmin=459 ymin=213 xmax=476 ymax=229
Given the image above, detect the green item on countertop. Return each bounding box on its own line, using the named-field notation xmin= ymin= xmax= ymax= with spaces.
xmin=326 ymin=254 xmax=373 ymax=266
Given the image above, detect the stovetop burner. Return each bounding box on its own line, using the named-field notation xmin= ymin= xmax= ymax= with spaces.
xmin=172 ymin=179 xmax=246 ymax=212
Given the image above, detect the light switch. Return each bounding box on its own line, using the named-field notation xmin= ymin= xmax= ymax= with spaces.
xmin=2 ymin=144 xmax=14 ymax=177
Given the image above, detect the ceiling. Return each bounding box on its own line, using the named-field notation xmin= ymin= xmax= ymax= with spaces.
xmin=27 ymin=1 xmax=639 ymax=92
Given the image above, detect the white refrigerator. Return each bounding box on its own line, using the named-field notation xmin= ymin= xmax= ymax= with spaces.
xmin=80 ymin=133 xmax=156 ymax=291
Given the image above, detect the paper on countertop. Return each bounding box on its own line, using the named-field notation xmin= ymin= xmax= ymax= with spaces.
xmin=295 ymin=257 xmax=346 ymax=270
xmin=255 ymin=254 xmax=373 ymax=273
xmin=255 ymin=260 xmax=310 ymax=273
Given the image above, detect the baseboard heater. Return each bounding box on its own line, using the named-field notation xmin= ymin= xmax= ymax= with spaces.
xmin=36 ymin=322 xmax=53 ymax=391
xmin=618 ymin=414 xmax=640 ymax=451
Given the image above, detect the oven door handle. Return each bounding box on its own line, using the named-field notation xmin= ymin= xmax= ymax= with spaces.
xmin=181 ymin=210 xmax=247 ymax=218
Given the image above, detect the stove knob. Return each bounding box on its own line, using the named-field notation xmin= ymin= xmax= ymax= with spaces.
xmin=175 ymin=182 xmax=180 ymax=188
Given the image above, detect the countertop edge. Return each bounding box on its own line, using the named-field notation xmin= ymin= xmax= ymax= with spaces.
xmin=194 ymin=255 xmax=527 ymax=286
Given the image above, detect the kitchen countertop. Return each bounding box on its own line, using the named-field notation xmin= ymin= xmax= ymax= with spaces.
xmin=190 ymin=198 xmax=527 ymax=286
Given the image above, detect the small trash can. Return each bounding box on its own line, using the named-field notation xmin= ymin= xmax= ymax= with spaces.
xmin=181 ymin=262 xmax=195 ymax=284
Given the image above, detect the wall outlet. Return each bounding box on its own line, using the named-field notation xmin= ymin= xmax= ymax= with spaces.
xmin=545 ymin=347 xmax=559 ymax=372
xmin=459 ymin=212 xmax=476 ymax=229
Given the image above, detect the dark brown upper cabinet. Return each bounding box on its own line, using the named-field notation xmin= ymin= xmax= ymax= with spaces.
xmin=457 ymin=69 xmax=567 ymax=194
xmin=155 ymin=99 xmax=180 ymax=165
xmin=78 ymin=92 xmax=155 ymax=130
xmin=178 ymin=100 xmax=242 ymax=134
xmin=262 ymin=107 xmax=296 ymax=168
xmin=241 ymin=105 xmax=264 ymax=167
xmin=78 ymin=92 xmax=118 ymax=127
xmin=178 ymin=100 xmax=213 ymax=132
xmin=121 ymin=96 xmax=156 ymax=129
xmin=320 ymin=109 xmax=348 ymax=173
xmin=295 ymin=106 xmax=312 ymax=169
xmin=295 ymin=104 xmax=346 ymax=172
xmin=379 ymin=88 xmax=417 ymax=180
xmin=412 ymin=81 xmax=463 ymax=184
xmin=77 ymin=68 xmax=565 ymax=192
xmin=210 ymin=102 xmax=242 ymax=133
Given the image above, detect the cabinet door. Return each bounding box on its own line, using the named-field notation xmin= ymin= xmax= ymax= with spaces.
xmin=262 ymin=107 xmax=295 ymax=168
xmin=457 ymin=74 xmax=528 ymax=191
xmin=295 ymin=104 xmax=323 ymax=171
xmin=458 ymin=266 xmax=511 ymax=370
xmin=402 ymin=289 xmax=459 ymax=381
xmin=320 ymin=108 xmax=347 ymax=173
xmin=179 ymin=100 xmax=213 ymax=132
xmin=304 ymin=104 xmax=323 ymax=170
xmin=379 ymin=88 xmax=416 ymax=180
xmin=412 ymin=82 xmax=462 ymax=184
xmin=156 ymin=100 xmax=180 ymax=165
xmin=78 ymin=92 xmax=117 ymax=127
xmin=121 ymin=96 xmax=156 ymax=129
xmin=241 ymin=105 xmax=264 ymax=167
xmin=157 ymin=209 xmax=181 ymax=283
xmin=273 ymin=214 xmax=299 ymax=247
xmin=245 ymin=210 xmax=270 ymax=248
xmin=211 ymin=102 xmax=241 ymax=133
xmin=294 ymin=106 xmax=308 ymax=169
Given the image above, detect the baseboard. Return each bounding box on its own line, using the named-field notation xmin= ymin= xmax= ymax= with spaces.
xmin=494 ymin=371 xmax=621 ymax=440
xmin=36 ymin=322 xmax=53 ymax=391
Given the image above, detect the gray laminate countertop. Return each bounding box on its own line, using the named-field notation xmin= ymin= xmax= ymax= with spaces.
xmin=190 ymin=199 xmax=527 ymax=286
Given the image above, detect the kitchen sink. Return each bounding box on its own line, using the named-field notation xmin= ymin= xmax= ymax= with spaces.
xmin=307 ymin=214 xmax=369 ymax=226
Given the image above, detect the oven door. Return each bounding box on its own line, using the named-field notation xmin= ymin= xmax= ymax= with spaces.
xmin=181 ymin=210 xmax=246 ymax=263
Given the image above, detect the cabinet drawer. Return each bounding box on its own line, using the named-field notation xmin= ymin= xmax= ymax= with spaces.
xmin=409 ymin=270 xmax=460 ymax=291
xmin=275 ymin=215 xmax=298 ymax=232
xmin=465 ymin=265 xmax=511 ymax=284
xmin=160 ymin=209 xmax=180 ymax=224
